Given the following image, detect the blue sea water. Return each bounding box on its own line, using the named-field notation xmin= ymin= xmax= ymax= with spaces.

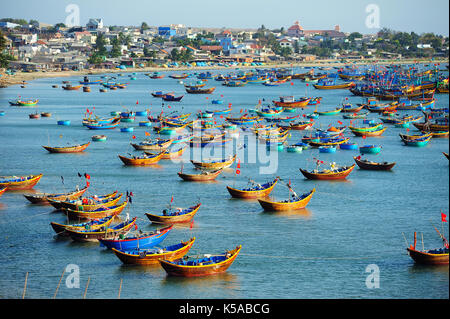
xmin=0 ymin=66 xmax=448 ymax=299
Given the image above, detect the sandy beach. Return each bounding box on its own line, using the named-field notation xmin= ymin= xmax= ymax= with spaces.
xmin=0 ymin=58 xmax=447 ymax=88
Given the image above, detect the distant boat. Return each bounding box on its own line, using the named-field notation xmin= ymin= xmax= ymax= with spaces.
xmin=42 ymin=142 xmax=90 ymax=153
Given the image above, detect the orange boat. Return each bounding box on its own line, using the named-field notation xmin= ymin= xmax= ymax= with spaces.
xmin=23 ymin=185 xmax=88 ymax=204
xmin=62 ymin=84 xmax=83 ymax=90
xmin=112 ymin=238 xmax=196 ymax=265
xmin=63 ymin=200 xmax=128 ymax=220
xmin=273 ymin=96 xmax=311 ymax=108
xmin=406 ymin=232 xmax=449 ymax=265
xmin=42 ymin=142 xmax=90 ymax=153
xmin=0 ymin=174 xmax=43 ymax=190
xmin=226 ymin=178 xmax=278 ymax=199
xmin=159 ymin=245 xmax=242 ymax=277
xmin=257 ymin=188 xmax=315 ymax=211
xmin=145 ymin=203 xmax=201 ymax=224
xmin=299 ymin=164 xmax=355 ymax=180
xmin=118 ymin=152 xmax=165 ymax=166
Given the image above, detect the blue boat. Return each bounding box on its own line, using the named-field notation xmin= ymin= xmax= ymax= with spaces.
xmin=212 ymin=100 xmax=223 ymax=104
xmin=120 ymin=127 xmax=134 ymax=132
xmin=0 ymin=111 xmax=5 ymax=116
xmin=359 ymin=145 xmax=382 ymax=154
xmin=319 ymin=146 xmax=337 ymax=153
xmin=135 ymin=111 xmax=148 ymax=117
xmin=57 ymin=120 xmax=71 ymax=126
xmin=98 ymin=225 xmax=173 ymax=250
xmin=139 ymin=121 xmax=152 ymax=127
xmin=339 ymin=142 xmax=358 ymax=150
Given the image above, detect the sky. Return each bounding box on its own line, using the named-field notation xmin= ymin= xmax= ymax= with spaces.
xmin=1 ymin=0 xmax=449 ymax=35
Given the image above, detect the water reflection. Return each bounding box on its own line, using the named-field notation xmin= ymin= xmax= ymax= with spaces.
xmin=260 ymin=207 xmax=312 ymax=219
xmin=161 ymin=272 xmax=239 ymax=290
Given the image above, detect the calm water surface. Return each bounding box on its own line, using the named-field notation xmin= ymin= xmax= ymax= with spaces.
xmin=0 ymin=66 xmax=448 ymax=299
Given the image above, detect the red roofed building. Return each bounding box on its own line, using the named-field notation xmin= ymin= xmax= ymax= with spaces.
xmin=287 ymin=21 xmax=346 ymax=38
xmin=287 ymin=21 xmax=303 ymax=38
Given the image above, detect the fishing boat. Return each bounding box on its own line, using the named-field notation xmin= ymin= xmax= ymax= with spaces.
xmin=48 ymin=191 xmax=120 ymax=210
xmin=41 ymin=112 xmax=51 ymax=117
xmin=339 ymin=142 xmax=358 ymax=150
xmin=226 ymin=178 xmax=278 ymax=199
xmin=63 ymin=201 xmax=128 ymax=220
xmin=85 ymin=119 xmax=120 ymax=130
xmin=349 ymin=126 xmax=387 ymax=137
xmin=353 ymin=156 xmax=396 ymax=170
xmin=257 ymin=188 xmax=315 ymax=211
xmin=225 ymin=115 xmax=261 ymax=125
xmin=99 ymin=225 xmax=173 ymax=250
xmin=286 ymin=142 xmax=308 ymax=153
xmin=146 ymin=146 xmax=186 ymax=160
xmin=112 ymin=238 xmax=196 ymax=265
xmin=66 ymin=218 xmax=136 ymax=242
xmin=189 ymin=135 xmax=231 ymax=148
xmin=29 ymin=112 xmax=40 ymax=119
xmin=406 ymin=232 xmax=449 ymax=265
xmin=92 ymin=135 xmax=107 ymax=142
xmin=51 ymin=215 xmax=115 ymax=237
xmin=62 ymin=84 xmax=82 ymax=91
xmin=0 ymin=174 xmax=43 ymax=190
xmin=17 ymin=99 xmax=39 ymax=106
xmin=359 ymin=145 xmax=382 ymax=154
xmin=273 ymin=96 xmax=311 ymax=108
xmin=400 ymin=134 xmax=432 ymax=147
xmin=316 ymin=108 xmax=342 ymax=116
xmin=185 ymin=87 xmax=215 ymax=94
xmin=42 ymin=142 xmax=90 ymax=153
xmin=313 ymin=81 xmax=355 ymax=90
xmin=308 ymin=137 xmax=350 ymax=148
xmin=24 ymin=185 xmax=88 ymax=205
xmin=162 ymin=93 xmax=184 ymax=102
xmin=177 ymin=169 xmax=223 ymax=182
xmin=145 ymin=203 xmax=201 ymax=224
xmin=341 ymin=104 xmax=364 ymax=113
xmin=319 ymin=146 xmax=337 ymax=153
xmin=289 ymin=121 xmax=314 ymax=130
xmin=299 ymin=164 xmax=355 ymax=180
xmin=120 ymin=127 xmax=134 ymax=133
xmin=130 ymin=139 xmax=173 ymax=151
xmin=118 ymin=152 xmax=165 ymax=166
xmin=191 ymin=154 xmax=237 ymax=170
xmin=169 ymin=73 xmax=189 ymax=79
xmin=159 ymin=245 xmax=242 ymax=277
xmin=151 ymin=91 xmax=166 ymax=97
xmin=342 ymin=112 xmax=369 ymax=119
xmin=366 ymin=103 xmax=398 ymax=114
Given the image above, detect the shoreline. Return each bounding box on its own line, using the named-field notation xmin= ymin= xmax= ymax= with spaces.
xmin=0 ymin=58 xmax=448 ymax=88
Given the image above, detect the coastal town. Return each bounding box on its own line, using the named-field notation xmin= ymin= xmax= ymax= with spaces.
xmin=1 ymin=18 xmax=449 ymax=86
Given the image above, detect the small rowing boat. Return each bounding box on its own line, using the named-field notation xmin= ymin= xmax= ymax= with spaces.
xmin=145 ymin=203 xmax=201 ymax=224
xmin=353 ymin=156 xmax=395 ymax=170
xmin=0 ymin=174 xmax=43 ymax=190
xmin=226 ymin=178 xmax=278 ymax=199
xmin=42 ymin=142 xmax=90 ymax=153
xmin=258 ymin=188 xmax=315 ymax=211
xmin=24 ymin=185 xmax=88 ymax=204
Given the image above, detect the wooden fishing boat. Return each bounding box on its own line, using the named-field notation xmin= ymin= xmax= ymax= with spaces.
xmin=169 ymin=73 xmax=189 ymax=79
xmin=0 ymin=174 xmax=43 ymax=190
xmin=366 ymin=103 xmax=398 ymax=113
xmin=24 ymin=186 xmax=88 ymax=204
xmin=406 ymin=232 xmax=449 ymax=265
xmin=225 ymin=115 xmax=261 ymax=125
xmin=273 ymin=96 xmax=311 ymax=108
xmin=63 ymin=200 xmax=128 ymax=220
xmin=226 ymin=178 xmax=278 ymax=199
xmin=62 ymin=84 xmax=82 ymax=91
xmin=85 ymin=119 xmax=120 ymax=130
xmin=50 ymin=215 xmax=115 ymax=236
xmin=343 ymin=112 xmax=369 ymax=119
xmin=185 ymin=87 xmax=215 ymax=94
xmin=66 ymin=217 xmax=136 ymax=242
xmin=146 ymin=146 xmax=186 ymax=159
xmin=313 ymin=82 xmax=354 ymax=90
xmin=350 ymin=127 xmax=387 ymax=137
xmin=29 ymin=112 xmax=40 ymax=119
xmin=308 ymin=137 xmax=350 ymax=147
xmin=17 ymin=99 xmax=39 ymax=106
xmin=189 ymin=135 xmax=232 ymax=148
xmin=92 ymin=135 xmax=107 ymax=142
xmin=99 ymin=225 xmax=173 ymax=250
xmin=112 ymin=238 xmax=196 ymax=265
xmin=177 ymin=169 xmax=222 ymax=182
xmin=341 ymin=104 xmax=364 ymax=113
xmin=353 ymin=156 xmax=396 ymax=170
xmin=413 ymin=122 xmax=449 ymax=132
xmin=130 ymin=139 xmax=173 ymax=151
xmin=258 ymin=188 xmax=315 ymax=211
xmin=41 ymin=112 xmax=52 ymax=117
xmin=145 ymin=203 xmax=201 ymax=224
xmin=48 ymin=191 xmax=119 ymax=210
xmin=289 ymin=121 xmax=314 ymax=130
xmin=421 ymin=131 xmax=449 ymax=138
xmin=42 ymin=142 xmax=90 ymax=153
xmin=162 ymin=93 xmax=184 ymax=102
xmin=118 ymin=152 xmax=165 ymax=166
xmin=400 ymin=134 xmax=432 ymax=147
xmin=191 ymin=154 xmax=237 ymax=170
xmin=299 ymin=164 xmax=355 ymax=180
xmin=151 ymin=91 xmax=166 ymax=97
xmin=316 ymin=108 xmax=342 ymax=116
xmin=159 ymin=245 xmax=242 ymax=277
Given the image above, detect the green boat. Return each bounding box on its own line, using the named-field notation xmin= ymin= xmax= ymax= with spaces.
xmin=17 ymin=99 xmax=39 ymax=106
xmin=359 ymin=145 xmax=382 ymax=154
xmin=316 ymin=108 xmax=342 ymax=116
xmin=400 ymin=134 xmax=432 ymax=147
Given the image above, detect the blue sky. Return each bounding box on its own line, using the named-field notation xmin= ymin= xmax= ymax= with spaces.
xmin=1 ymin=0 xmax=449 ymax=35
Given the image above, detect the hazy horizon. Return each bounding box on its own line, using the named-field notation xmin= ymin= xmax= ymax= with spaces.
xmin=1 ymin=0 xmax=448 ymax=36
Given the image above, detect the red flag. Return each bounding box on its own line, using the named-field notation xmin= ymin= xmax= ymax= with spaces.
xmin=338 ymin=120 xmax=343 ymax=125
xmin=129 ymin=192 xmax=133 ymax=196
xmin=132 ymin=135 xmax=136 ymax=139
xmin=442 ymin=213 xmax=447 ymax=222
xmin=86 ymin=181 xmax=90 ymax=187
xmin=134 ymin=224 xmax=138 ymax=230
xmin=236 ymin=169 xmax=241 ymax=175
xmin=136 ymin=100 xmax=139 ymax=105
xmin=86 ymin=108 xmax=89 ymax=113
xmin=237 ymin=159 xmax=241 ymax=168
xmin=306 ymin=84 xmax=309 ymax=86
xmin=362 ymin=135 xmax=366 ymax=139
xmin=290 ymin=82 xmax=294 ymax=85
xmin=85 ymin=173 xmax=91 ymax=180
xmin=302 ymin=114 xmax=306 ymax=117
xmin=190 ymin=219 xmax=194 ymax=229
